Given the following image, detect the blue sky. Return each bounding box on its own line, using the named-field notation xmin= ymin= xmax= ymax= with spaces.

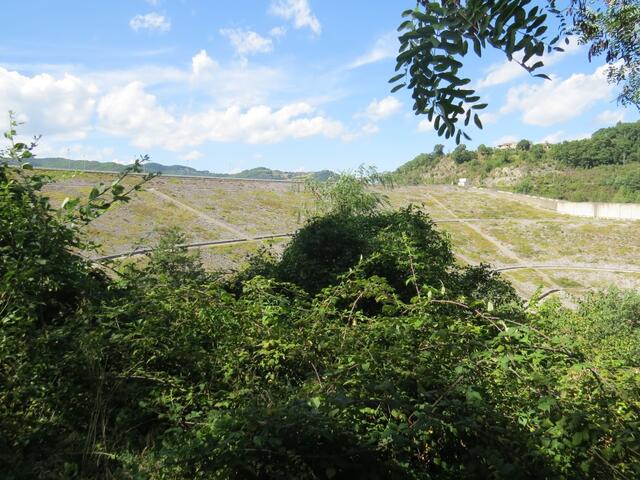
xmin=1 ymin=0 xmax=637 ymax=173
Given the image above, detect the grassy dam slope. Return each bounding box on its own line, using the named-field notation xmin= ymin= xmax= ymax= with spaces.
xmin=41 ymin=169 xmax=640 ymax=300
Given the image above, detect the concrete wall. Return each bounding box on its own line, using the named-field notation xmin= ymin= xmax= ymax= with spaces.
xmin=472 ymin=187 xmax=640 ymax=221
xmin=557 ymin=201 xmax=640 ymax=220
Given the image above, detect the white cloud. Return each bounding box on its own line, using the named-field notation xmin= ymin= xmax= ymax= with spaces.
xmin=596 ymin=109 xmax=625 ymax=125
xmin=220 ymin=28 xmax=274 ymax=57
xmin=349 ymin=32 xmax=396 ymax=69
xmin=84 ymin=65 xmax=186 ymax=90
xmin=97 ymin=82 xmax=175 ymax=147
xmin=477 ymin=37 xmax=582 ymax=89
xmin=361 ymin=123 xmax=379 ymax=135
xmin=363 ymin=96 xmax=401 ymax=121
xmin=493 ymin=135 xmax=518 ymax=146
xmin=181 ymin=150 xmax=204 ymax=161
xmin=500 ymin=64 xmax=613 ymax=126
xmin=191 ymin=49 xmax=218 ymax=78
xmin=186 ymin=50 xmax=286 ymax=107
xmin=340 ymin=123 xmax=379 ymax=142
xmin=0 ymin=67 xmax=99 ymax=139
xmin=145 ymin=0 xmax=159 ymax=5
xmin=344 ymin=96 xmax=402 ymax=140
xmin=0 ymin=50 xmax=349 ymax=154
xmin=417 ymin=118 xmax=434 ymax=132
xmin=269 ymin=26 xmax=287 ymax=38
xmin=539 ymin=131 xmax=590 ymax=144
xmin=269 ymin=0 xmax=321 ymax=35
xmin=129 ymin=12 xmax=171 ymax=32
xmin=477 ymin=61 xmax=523 ymax=90
xmin=97 ymin=82 xmax=344 ymax=149
xmin=480 ymin=111 xmax=500 ymax=125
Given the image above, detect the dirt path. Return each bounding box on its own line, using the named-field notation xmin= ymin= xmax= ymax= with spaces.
xmin=148 ymin=188 xmax=249 ymax=238
xmin=424 ymin=191 xmax=567 ymax=296
xmin=496 ymin=264 xmax=640 ymax=274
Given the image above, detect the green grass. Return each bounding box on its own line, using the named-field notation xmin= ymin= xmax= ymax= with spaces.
xmin=436 ymin=222 xmax=514 ymax=265
xmin=481 ymin=219 xmax=640 ymax=266
xmin=427 ymin=189 xmax=559 ymax=220
xmin=86 ymin=190 xmax=229 ymax=254
xmin=500 ymin=269 xmax=552 ymax=298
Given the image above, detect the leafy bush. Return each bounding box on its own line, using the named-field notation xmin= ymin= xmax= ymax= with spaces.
xmin=552 ymin=121 xmax=640 ymax=168
xmin=513 ymin=163 xmax=640 ymax=203
xmin=2 ymin=127 xmax=640 ymax=479
xmin=274 ymin=207 xmax=455 ymax=298
xmin=451 ymin=144 xmax=476 ymax=164
xmin=304 ymin=166 xmax=390 ymax=217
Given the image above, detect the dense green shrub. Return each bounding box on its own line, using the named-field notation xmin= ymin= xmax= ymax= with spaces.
xmin=451 ymin=144 xmax=476 ymax=164
xmin=1 ymin=131 xmax=640 ymax=478
xmin=393 ymin=152 xmax=442 ymax=185
xmin=274 ymin=208 xmax=453 ymax=297
xmin=552 ymin=122 xmax=640 ymax=168
xmin=513 ymin=163 xmax=640 ymax=203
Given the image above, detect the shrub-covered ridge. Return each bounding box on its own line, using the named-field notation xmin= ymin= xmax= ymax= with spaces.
xmin=393 ymin=121 xmax=640 ymax=203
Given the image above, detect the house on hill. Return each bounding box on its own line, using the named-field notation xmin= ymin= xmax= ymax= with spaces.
xmin=497 ymin=142 xmax=517 ymax=150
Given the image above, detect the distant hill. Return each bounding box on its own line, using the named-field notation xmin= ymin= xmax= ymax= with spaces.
xmin=10 ymin=157 xmax=334 ymax=182
xmin=392 ymin=121 xmax=640 ymax=203
xmin=224 ymin=167 xmax=335 ymax=181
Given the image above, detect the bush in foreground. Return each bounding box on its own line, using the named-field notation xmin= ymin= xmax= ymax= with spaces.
xmin=1 ymin=146 xmax=639 ymax=478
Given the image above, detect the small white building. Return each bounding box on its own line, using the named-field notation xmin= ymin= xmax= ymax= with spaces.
xmin=457 ymin=178 xmax=468 ymax=187
xmin=497 ymin=142 xmax=517 ymax=150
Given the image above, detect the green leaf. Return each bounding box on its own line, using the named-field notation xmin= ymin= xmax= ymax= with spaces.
xmin=529 ymin=60 xmax=544 ymax=71
xmin=472 ymin=37 xmax=482 ymax=57
xmin=397 ymin=20 xmax=414 ymax=31
xmin=466 ymin=388 xmax=482 ymax=403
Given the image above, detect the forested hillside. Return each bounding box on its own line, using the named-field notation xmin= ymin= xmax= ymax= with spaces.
xmin=394 ymin=121 xmax=640 ymax=203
